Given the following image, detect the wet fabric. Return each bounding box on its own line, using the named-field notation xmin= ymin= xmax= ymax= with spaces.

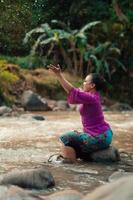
xmin=60 ymin=129 xmax=113 ymax=160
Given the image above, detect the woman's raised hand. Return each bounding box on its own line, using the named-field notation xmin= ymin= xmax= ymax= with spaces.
xmin=48 ymin=64 xmax=61 ymax=77
xmin=48 ymin=64 xmax=73 ymax=93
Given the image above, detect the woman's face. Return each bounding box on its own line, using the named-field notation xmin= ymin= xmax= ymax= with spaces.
xmin=83 ymin=75 xmax=95 ymax=92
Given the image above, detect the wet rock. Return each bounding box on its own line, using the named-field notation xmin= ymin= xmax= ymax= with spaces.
xmin=0 ymin=168 xmax=55 ymax=190
xmin=102 ymin=105 xmax=109 ymax=111
xmin=5 ymin=108 xmax=24 ymax=117
xmin=110 ymin=103 xmax=133 ymax=111
xmin=12 ymin=104 xmax=25 ymax=113
xmin=41 ymin=190 xmax=84 ymax=200
xmin=90 ymin=146 xmax=120 ymax=162
xmin=108 ymin=170 xmax=133 ymax=182
xmin=64 ymin=167 xmax=98 ymax=175
xmin=120 ymin=152 xmax=129 ymax=158
xmin=47 ymin=100 xmax=57 ymax=110
xmin=102 ymin=97 xmax=116 ymax=107
xmin=0 ymin=98 xmax=4 ymax=106
xmin=0 ymin=106 xmax=12 ymax=116
xmin=21 ymin=90 xmax=50 ymax=111
xmin=53 ymin=100 xmax=70 ymax=111
xmin=32 ymin=115 xmax=45 ymax=121
xmin=83 ymin=176 xmax=133 ymax=200
xmin=0 ymin=185 xmax=40 ymax=200
xmin=68 ymin=104 xmax=77 ymax=111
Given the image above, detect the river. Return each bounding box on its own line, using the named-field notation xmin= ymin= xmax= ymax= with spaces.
xmin=0 ymin=111 xmax=133 ymax=195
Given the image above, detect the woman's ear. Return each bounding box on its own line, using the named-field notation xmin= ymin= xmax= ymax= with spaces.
xmin=91 ymin=83 xmax=95 ymax=89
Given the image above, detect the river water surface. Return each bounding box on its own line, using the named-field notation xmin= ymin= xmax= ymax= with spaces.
xmin=0 ymin=111 xmax=133 ymax=195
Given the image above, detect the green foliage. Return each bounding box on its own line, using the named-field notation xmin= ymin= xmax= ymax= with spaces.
xmin=0 ymin=0 xmax=133 ymax=59
xmin=84 ymin=41 xmax=125 ymax=78
xmin=0 ymin=61 xmax=19 ymax=105
xmin=24 ymin=20 xmax=126 ymax=78
xmin=0 ymin=55 xmax=44 ymax=69
xmin=14 ymin=56 xmax=43 ymax=69
xmin=0 ymin=64 xmax=19 ymax=92
xmin=0 ymin=0 xmax=132 ymax=105
xmin=0 ymin=70 xmax=18 ymax=83
xmin=0 ymin=1 xmax=33 ymax=55
xmin=0 ymin=59 xmax=8 ymax=65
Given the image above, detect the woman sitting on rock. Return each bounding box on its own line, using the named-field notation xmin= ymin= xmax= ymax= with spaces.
xmin=48 ymin=64 xmax=113 ymax=163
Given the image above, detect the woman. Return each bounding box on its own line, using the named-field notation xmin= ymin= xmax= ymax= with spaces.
xmin=48 ymin=64 xmax=113 ymax=163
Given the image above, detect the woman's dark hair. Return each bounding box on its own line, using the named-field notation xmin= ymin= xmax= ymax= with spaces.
xmin=90 ymin=73 xmax=107 ymax=92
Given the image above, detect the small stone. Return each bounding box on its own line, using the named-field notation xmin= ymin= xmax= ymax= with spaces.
xmin=32 ymin=115 xmax=45 ymax=121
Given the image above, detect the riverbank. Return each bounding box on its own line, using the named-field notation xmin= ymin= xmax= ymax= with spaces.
xmin=0 ymin=63 xmax=132 ymax=110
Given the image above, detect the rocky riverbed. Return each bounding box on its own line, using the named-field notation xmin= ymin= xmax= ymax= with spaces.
xmin=0 ymin=111 xmax=133 ymax=196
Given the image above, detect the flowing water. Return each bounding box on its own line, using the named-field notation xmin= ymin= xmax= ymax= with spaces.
xmin=0 ymin=111 xmax=133 ymax=195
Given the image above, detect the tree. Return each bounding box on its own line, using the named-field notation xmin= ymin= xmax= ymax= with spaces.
xmin=24 ymin=20 xmax=125 ymax=78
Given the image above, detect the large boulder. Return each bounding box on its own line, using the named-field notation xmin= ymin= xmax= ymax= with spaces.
xmin=21 ymin=90 xmax=50 ymax=111
xmin=83 ymin=176 xmax=133 ymax=200
xmin=0 ymin=168 xmax=55 ymax=190
xmin=90 ymin=146 xmax=120 ymax=162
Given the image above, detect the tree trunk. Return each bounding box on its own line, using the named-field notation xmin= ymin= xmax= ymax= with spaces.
xmin=59 ymin=46 xmax=73 ymax=71
xmin=79 ymin=53 xmax=84 ymax=78
xmin=112 ymin=0 xmax=129 ymax=23
xmin=70 ymin=42 xmax=78 ymax=75
xmin=73 ymin=50 xmax=78 ymax=75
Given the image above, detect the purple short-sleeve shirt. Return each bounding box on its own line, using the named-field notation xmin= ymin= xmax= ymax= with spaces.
xmin=67 ymin=88 xmax=110 ymax=136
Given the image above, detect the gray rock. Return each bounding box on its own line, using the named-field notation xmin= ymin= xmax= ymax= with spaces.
xmin=0 ymin=168 xmax=55 ymax=190
xmin=90 ymin=146 xmax=120 ymax=162
xmin=110 ymin=103 xmax=132 ymax=111
xmin=57 ymin=100 xmax=69 ymax=109
xmin=41 ymin=190 xmax=84 ymax=200
xmin=68 ymin=104 xmax=77 ymax=111
xmin=21 ymin=90 xmax=50 ymax=111
xmin=0 ymin=185 xmax=40 ymax=200
xmin=108 ymin=170 xmax=133 ymax=182
xmin=55 ymin=100 xmax=70 ymax=111
xmin=0 ymin=98 xmax=4 ymax=106
xmin=102 ymin=105 xmax=109 ymax=111
xmin=83 ymin=176 xmax=133 ymax=200
xmin=0 ymin=106 xmax=12 ymax=116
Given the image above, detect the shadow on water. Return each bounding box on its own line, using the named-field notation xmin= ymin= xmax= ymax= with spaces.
xmin=0 ymin=111 xmax=133 ymax=194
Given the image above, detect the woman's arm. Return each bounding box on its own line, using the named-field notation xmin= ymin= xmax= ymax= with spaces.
xmin=48 ymin=64 xmax=74 ymax=93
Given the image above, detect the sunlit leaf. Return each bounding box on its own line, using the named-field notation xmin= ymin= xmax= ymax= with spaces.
xmin=80 ymin=21 xmax=101 ymax=33
xmin=40 ymin=38 xmax=55 ymax=45
xmin=23 ymin=28 xmax=45 ymax=44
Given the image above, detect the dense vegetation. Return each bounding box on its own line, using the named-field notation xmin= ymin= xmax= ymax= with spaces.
xmin=0 ymin=0 xmax=133 ymax=105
